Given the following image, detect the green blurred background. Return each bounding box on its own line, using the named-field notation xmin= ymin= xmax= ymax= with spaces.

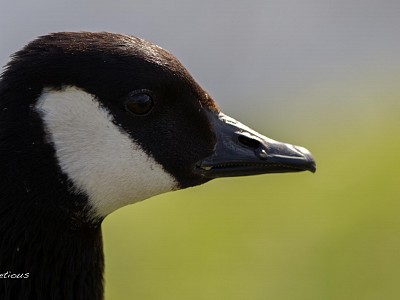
xmin=1 ymin=0 xmax=400 ymax=299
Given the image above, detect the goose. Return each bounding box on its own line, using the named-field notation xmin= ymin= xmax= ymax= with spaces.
xmin=0 ymin=32 xmax=316 ymax=300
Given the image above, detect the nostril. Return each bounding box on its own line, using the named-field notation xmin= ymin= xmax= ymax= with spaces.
xmin=238 ymin=135 xmax=261 ymax=149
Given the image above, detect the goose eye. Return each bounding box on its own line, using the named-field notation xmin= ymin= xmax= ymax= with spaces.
xmin=125 ymin=92 xmax=154 ymax=115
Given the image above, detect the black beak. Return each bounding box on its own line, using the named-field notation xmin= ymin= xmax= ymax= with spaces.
xmin=196 ymin=112 xmax=316 ymax=178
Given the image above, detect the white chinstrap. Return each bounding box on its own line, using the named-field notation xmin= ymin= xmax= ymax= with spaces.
xmin=36 ymin=86 xmax=177 ymax=218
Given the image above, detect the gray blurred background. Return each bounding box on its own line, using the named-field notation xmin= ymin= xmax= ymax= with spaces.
xmin=2 ymin=0 xmax=399 ymax=122
xmin=2 ymin=1 xmax=400 ymax=299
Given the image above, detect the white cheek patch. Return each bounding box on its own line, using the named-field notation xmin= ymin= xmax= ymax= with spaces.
xmin=35 ymin=86 xmax=178 ymax=218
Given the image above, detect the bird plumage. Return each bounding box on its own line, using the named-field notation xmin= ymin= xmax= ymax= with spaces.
xmin=0 ymin=32 xmax=315 ymax=299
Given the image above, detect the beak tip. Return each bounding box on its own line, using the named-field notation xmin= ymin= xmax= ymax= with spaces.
xmin=293 ymin=145 xmax=316 ymax=173
xmin=309 ymin=163 xmax=317 ymax=173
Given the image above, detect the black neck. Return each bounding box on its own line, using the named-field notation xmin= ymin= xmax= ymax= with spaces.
xmin=0 ymin=170 xmax=105 ymax=300
xmin=0 ymin=210 xmax=104 ymax=300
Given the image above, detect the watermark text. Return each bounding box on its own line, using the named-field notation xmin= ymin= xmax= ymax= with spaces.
xmin=0 ymin=271 xmax=29 ymax=279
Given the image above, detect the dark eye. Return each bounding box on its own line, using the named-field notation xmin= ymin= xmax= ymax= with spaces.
xmin=125 ymin=92 xmax=154 ymax=115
